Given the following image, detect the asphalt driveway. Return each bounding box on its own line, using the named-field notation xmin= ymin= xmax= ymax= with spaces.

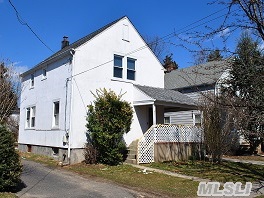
xmin=16 ymin=160 xmax=143 ymax=198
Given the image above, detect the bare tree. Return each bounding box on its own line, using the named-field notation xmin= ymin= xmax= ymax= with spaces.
xmin=144 ymin=35 xmax=168 ymax=62
xmin=0 ymin=61 xmax=20 ymax=124
xmin=200 ymin=92 xmax=238 ymax=162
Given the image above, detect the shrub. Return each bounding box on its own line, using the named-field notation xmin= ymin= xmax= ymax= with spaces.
xmin=86 ymin=89 xmax=133 ymax=165
xmin=83 ymin=143 xmax=98 ymax=164
xmin=0 ymin=124 xmax=22 ymax=191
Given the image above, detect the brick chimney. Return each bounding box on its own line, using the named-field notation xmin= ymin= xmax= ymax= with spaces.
xmin=61 ymin=36 xmax=69 ymax=49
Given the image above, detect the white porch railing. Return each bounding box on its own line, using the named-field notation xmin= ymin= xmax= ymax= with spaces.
xmin=137 ymin=124 xmax=203 ymax=164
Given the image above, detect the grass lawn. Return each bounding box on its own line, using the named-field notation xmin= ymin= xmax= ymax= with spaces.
xmin=145 ymin=160 xmax=264 ymax=183
xmin=0 ymin=193 xmax=17 ymax=198
xmin=20 ymin=152 xmax=199 ymax=197
xmin=224 ymin=155 xmax=264 ymax=162
xmin=20 ymin=152 xmax=58 ymax=167
xmin=66 ymin=163 xmax=199 ymax=197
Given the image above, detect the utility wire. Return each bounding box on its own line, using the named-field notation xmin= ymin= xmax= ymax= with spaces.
xmin=8 ymin=0 xmax=55 ymax=53
xmin=70 ymin=6 xmax=235 ymax=79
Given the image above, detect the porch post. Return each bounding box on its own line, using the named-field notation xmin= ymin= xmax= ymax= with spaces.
xmin=152 ymin=104 xmax=156 ymax=125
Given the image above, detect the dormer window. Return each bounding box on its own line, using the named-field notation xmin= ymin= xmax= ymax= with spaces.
xmin=113 ymin=55 xmax=123 ymax=78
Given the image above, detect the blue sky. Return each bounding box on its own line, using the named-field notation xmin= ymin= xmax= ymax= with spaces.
xmin=1 ymin=0 xmax=239 ymax=73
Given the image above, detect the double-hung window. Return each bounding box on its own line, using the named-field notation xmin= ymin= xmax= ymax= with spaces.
xmin=127 ymin=58 xmax=136 ymax=80
xmin=113 ymin=55 xmax=123 ymax=78
xmin=53 ymin=101 xmax=60 ymax=128
xmin=26 ymin=106 xmax=36 ymax=128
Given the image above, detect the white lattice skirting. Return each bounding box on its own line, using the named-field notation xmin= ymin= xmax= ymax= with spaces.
xmin=137 ymin=124 xmax=203 ymax=164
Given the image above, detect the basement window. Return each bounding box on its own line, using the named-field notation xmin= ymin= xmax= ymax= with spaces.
xmin=27 ymin=145 xmax=32 ymax=152
xmin=52 ymin=147 xmax=59 ymax=155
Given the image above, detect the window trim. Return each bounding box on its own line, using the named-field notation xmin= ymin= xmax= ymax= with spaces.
xmin=193 ymin=113 xmax=202 ymax=127
xmin=25 ymin=106 xmax=36 ymax=129
xmin=52 ymin=101 xmax=60 ymax=128
xmin=113 ymin=55 xmax=123 ymax=78
xmin=127 ymin=57 xmax=136 ymax=81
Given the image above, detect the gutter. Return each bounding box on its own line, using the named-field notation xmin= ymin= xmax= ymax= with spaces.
xmin=20 ymin=49 xmax=72 ymax=78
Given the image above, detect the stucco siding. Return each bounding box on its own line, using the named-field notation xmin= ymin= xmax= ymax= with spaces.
xmin=69 ymin=17 xmax=164 ymax=147
xmin=19 ymin=56 xmax=72 ymax=148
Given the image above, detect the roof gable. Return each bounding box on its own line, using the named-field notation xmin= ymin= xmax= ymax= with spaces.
xmin=21 ymin=16 xmax=127 ymax=77
xmin=165 ymin=60 xmax=231 ymax=90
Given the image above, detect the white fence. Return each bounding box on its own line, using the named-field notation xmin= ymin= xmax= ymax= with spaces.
xmin=137 ymin=124 xmax=203 ymax=164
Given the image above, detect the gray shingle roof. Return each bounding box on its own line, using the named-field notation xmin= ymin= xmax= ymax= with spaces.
xmin=21 ymin=16 xmax=127 ymax=77
xmin=134 ymin=85 xmax=197 ymax=107
xmin=165 ymin=60 xmax=230 ymax=90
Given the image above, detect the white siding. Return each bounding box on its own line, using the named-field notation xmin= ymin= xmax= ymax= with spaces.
xmin=165 ymin=89 xmax=214 ymax=125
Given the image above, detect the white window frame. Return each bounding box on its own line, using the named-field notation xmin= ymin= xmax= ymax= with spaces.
xmin=113 ymin=55 xmax=123 ymax=78
xmin=30 ymin=73 xmax=34 ymax=88
xmin=25 ymin=106 xmax=36 ymax=129
xmin=127 ymin=58 xmax=136 ymax=81
xmin=53 ymin=101 xmax=60 ymax=128
xmin=193 ymin=113 xmax=202 ymax=127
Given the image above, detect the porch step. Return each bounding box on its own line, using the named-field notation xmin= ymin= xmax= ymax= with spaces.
xmin=127 ymin=153 xmax=136 ymax=159
xmin=125 ymin=159 xmax=137 ymax=164
xmin=125 ymin=139 xmax=139 ymax=164
xmin=128 ymin=149 xmax=137 ymax=155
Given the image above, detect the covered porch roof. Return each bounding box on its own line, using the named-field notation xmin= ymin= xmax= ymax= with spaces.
xmin=133 ymin=85 xmax=197 ymax=111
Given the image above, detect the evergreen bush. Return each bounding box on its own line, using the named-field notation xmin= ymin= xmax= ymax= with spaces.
xmin=0 ymin=124 xmax=22 ymax=191
xmin=86 ymin=89 xmax=133 ymax=165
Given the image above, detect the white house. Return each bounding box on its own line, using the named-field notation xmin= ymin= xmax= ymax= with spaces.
xmin=18 ymin=16 xmax=196 ymax=163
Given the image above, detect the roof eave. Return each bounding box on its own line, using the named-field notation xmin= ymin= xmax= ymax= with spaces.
xmin=20 ymin=49 xmax=71 ymax=77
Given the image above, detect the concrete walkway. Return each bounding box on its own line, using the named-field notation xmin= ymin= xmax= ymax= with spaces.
xmin=127 ymin=163 xmax=211 ymax=183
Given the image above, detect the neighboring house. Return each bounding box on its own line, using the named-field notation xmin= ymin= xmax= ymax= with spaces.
xmin=164 ymin=60 xmax=230 ymax=126
xmin=18 ymin=16 xmax=196 ymax=164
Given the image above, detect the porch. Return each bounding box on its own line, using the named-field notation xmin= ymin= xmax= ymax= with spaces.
xmin=125 ymin=85 xmax=202 ymax=164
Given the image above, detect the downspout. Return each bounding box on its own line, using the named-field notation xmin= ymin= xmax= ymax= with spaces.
xmin=63 ymin=77 xmax=70 ymax=165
